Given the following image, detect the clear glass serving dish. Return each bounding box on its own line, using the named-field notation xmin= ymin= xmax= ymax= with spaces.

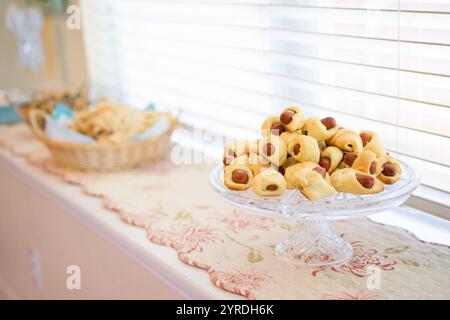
xmin=209 ymin=160 xmax=419 ymax=268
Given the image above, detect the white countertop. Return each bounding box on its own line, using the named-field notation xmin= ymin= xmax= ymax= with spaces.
xmin=0 ymin=147 xmax=449 ymax=299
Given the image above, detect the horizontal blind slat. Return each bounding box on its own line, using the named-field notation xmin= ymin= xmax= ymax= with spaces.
xmin=84 ymin=44 xmax=450 ymax=139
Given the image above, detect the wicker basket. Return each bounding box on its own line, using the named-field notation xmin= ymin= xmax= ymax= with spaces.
xmin=28 ymin=109 xmax=176 ymax=172
xmin=17 ymin=103 xmax=32 ymax=126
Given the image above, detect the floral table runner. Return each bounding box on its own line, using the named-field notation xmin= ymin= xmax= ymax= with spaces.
xmin=0 ymin=123 xmax=449 ymax=299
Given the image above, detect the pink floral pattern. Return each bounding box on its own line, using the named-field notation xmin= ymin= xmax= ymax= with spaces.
xmin=313 ymin=238 xmax=397 ymax=277
xmin=215 ymin=268 xmax=273 ymax=291
xmin=149 ymin=224 xmax=223 ymax=253
xmin=212 ymin=210 xmax=275 ymax=233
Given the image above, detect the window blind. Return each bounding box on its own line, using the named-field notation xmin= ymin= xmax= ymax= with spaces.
xmin=80 ymin=0 xmax=450 ymax=194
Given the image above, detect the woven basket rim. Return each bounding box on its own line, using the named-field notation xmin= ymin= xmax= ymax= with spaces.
xmin=29 ymin=108 xmax=178 ymax=150
xmin=39 ymin=130 xmax=171 ymax=150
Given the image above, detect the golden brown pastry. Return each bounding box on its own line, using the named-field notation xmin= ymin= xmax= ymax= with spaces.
xmin=258 ymin=135 xmax=288 ymax=167
xmin=72 ymin=101 xmax=165 ymax=144
xmin=261 ymin=116 xmax=286 ymax=136
xmin=306 ymin=116 xmax=340 ymax=141
xmin=292 ymin=166 xmax=335 ymax=201
xmin=224 ymin=164 xmax=254 ymax=191
xmin=360 ymin=131 xmax=386 ymax=158
xmin=330 ymin=168 xmax=384 ymax=194
xmin=248 ymin=153 xmax=271 ymax=176
xmin=280 ymin=131 xmax=301 ymax=146
xmin=279 ymin=106 xmax=306 ymax=132
xmin=319 ymin=146 xmax=344 ymax=174
xmin=351 ymin=150 xmax=382 ymax=176
xmin=230 ymin=155 xmax=251 ymax=167
xmin=377 ymin=155 xmax=402 ymax=184
xmin=327 ymin=129 xmax=363 ymax=154
xmin=287 ymin=134 xmax=320 ymax=163
xmin=252 ymin=169 xmax=287 ymax=196
xmin=284 ymin=161 xmax=317 ymax=189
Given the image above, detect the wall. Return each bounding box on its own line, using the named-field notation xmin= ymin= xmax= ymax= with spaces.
xmin=0 ymin=0 xmax=87 ymax=91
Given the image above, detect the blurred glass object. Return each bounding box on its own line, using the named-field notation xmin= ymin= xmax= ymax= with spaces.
xmin=5 ymin=4 xmax=44 ymax=71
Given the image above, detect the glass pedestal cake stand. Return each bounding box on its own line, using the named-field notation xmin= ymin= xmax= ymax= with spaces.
xmin=209 ymin=160 xmax=419 ymax=268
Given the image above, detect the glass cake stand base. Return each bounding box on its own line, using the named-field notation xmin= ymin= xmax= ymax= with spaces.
xmin=275 ymin=219 xmax=352 ymax=268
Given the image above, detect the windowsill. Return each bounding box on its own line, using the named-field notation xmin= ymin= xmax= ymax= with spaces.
xmin=407 ymin=186 xmax=450 ymax=221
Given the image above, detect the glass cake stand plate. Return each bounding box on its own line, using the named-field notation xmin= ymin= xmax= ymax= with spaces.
xmin=209 ymin=160 xmax=419 ymax=268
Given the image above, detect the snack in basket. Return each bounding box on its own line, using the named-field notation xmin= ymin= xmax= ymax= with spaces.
xmin=71 ymin=101 xmax=164 ymax=145
xmin=252 ymin=169 xmax=287 ymax=196
xmin=222 ymin=106 xmax=400 ymax=200
xmin=28 ymin=99 xmax=176 ymax=172
xmin=20 ymin=88 xmax=89 ymax=122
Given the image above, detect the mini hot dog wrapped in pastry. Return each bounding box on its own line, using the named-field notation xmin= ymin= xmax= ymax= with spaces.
xmin=331 ymin=168 xmax=384 ymax=194
xmin=261 ymin=115 xmax=286 ymax=136
xmin=327 ymin=129 xmax=363 ymax=154
xmin=319 ymin=146 xmax=344 ymax=174
xmin=224 ymin=164 xmax=254 ymax=191
xmin=252 ymin=169 xmax=287 ymax=196
xmin=306 ymin=117 xmax=340 ymax=141
xmin=292 ymin=166 xmax=335 ymax=201
xmin=377 ymin=155 xmax=402 ymax=184
xmin=284 ymin=161 xmax=317 ymax=189
xmin=287 ymin=135 xmax=320 ymax=163
xmin=339 ymin=151 xmax=358 ymax=169
xmin=259 ymin=134 xmax=288 ymax=167
xmin=279 ymin=106 xmax=306 ymax=132
xmin=360 ymin=131 xmax=386 ymax=158
xmin=351 ymin=150 xmax=382 ymax=176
